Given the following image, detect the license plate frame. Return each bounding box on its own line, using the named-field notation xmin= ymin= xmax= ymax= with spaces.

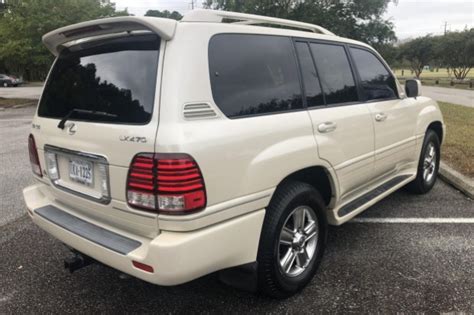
xmin=69 ymin=158 xmax=94 ymax=186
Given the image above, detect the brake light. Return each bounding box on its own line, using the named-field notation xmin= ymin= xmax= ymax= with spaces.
xmin=28 ymin=134 xmax=42 ymax=177
xmin=126 ymin=153 xmax=206 ymax=214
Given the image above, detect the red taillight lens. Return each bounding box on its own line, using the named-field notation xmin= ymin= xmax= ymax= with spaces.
xmin=126 ymin=153 xmax=206 ymax=214
xmin=28 ymin=134 xmax=42 ymax=177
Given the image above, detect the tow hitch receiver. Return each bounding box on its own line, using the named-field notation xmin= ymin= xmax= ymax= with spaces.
xmin=64 ymin=251 xmax=95 ymax=273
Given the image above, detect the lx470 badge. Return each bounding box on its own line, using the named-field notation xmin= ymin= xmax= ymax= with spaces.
xmin=119 ymin=136 xmax=147 ymax=143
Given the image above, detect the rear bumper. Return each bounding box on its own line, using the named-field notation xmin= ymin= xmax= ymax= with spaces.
xmin=23 ymin=183 xmax=265 ymax=285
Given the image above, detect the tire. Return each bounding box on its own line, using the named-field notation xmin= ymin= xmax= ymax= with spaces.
xmin=2 ymin=82 xmax=7 ymax=87
xmin=257 ymin=181 xmax=327 ymax=299
xmin=406 ymin=129 xmax=440 ymax=194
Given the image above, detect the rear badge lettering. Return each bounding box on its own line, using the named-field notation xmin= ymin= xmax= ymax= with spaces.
xmin=120 ymin=136 xmax=147 ymax=143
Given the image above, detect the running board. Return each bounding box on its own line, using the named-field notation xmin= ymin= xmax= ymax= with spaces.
xmin=338 ymin=175 xmax=411 ymax=217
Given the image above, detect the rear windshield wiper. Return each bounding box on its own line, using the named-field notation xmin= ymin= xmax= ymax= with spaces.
xmin=57 ymin=109 xmax=117 ymax=129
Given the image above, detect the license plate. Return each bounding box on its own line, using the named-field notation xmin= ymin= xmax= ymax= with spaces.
xmin=69 ymin=159 xmax=93 ymax=186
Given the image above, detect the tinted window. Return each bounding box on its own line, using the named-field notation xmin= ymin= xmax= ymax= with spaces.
xmin=350 ymin=47 xmax=397 ymax=101
xmin=209 ymin=34 xmax=302 ymax=118
xmin=38 ymin=34 xmax=160 ymax=124
xmin=310 ymin=43 xmax=358 ymax=105
xmin=295 ymin=42 xmax=324 ymax=107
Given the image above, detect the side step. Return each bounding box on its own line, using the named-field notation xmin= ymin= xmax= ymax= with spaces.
xmin=338 ymin=175 xmax=411 ymax=217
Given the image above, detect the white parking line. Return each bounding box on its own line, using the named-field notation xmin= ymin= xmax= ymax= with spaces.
xmin=350 ymin=217 xmax=474 ymax=224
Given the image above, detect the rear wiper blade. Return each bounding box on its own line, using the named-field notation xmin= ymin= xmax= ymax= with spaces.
xmin=57 ymin=109 xmax=117 ymax=129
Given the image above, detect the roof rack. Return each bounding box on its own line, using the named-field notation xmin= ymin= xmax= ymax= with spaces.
xmin=181 ymin=9 xmax=335 ymax=36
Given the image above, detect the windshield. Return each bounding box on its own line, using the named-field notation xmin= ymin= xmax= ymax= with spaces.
xmin=38 ymin=34 xmax=160 ymax=124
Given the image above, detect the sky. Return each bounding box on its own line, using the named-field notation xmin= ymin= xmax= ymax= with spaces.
xmin=113 ymin=0 xmax=474 ymax=40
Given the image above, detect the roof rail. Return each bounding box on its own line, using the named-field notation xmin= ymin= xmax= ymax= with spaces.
xmin=181 ymin=9 xmax=335 ymax=36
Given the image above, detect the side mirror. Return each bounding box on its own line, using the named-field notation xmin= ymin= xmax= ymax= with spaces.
xmin=405 ymin=79 xmax=421 ymax=98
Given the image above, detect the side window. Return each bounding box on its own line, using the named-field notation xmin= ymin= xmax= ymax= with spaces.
xmin=295 ymin=41 xmax=324 ymax=107
xmin=208 ymin=34 xmax=303 ymax=118
xmin=350 ymin=47 xmax=397 ymax=101
xmin=310 ymin=43 xmax=359 ymax=105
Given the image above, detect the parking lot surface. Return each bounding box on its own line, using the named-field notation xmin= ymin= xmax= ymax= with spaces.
xmin=0 ymin=86 xmax=43 ymax=100
xmin=1 ymin=106 xmax=473 ymax=313
xmin=422 ymin=86 xmax=473 ymax=108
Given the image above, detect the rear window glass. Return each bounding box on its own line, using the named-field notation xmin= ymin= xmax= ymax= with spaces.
xmin=208 ymin=34 xmax=302 ymax=118
xmin=38 ymin=34 xmax=160 ymax=124
xmin=310 ymin=43 xmax=359 ymax=105
xmin=295 ymin=41 xmax=324 ymax=107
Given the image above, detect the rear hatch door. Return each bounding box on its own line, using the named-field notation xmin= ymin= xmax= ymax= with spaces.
xmin=32 ymin=33 xmax=162 ymax=236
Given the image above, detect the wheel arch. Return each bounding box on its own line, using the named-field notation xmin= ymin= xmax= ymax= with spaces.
xmin=274 ymin=165 xmax=337 ymax=208
xmin=426 ymin=120 xmax=444 ymax=144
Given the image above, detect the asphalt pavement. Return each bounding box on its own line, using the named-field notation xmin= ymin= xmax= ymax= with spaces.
xmin=422 ymin=85 xmax=473 ymax=107
xmin=1 ymin=106 xmax=473 ymax=313
xmin=0 ymin=86 xmax=43 ymax=100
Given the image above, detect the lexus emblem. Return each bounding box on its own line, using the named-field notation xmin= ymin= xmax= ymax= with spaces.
xmin=67 ymin=123 xmax=77 ymax=135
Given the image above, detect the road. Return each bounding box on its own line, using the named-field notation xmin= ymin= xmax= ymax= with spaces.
xmin=422 ymin=85 xmax=473 ymax=107
xmin=0 ymin=106 xmax=473 ymax=313
xmin=0 ymin=86 xmax=43 ymax=100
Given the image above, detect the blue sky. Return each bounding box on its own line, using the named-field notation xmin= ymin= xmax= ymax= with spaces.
xmin=113 ymin=0 xmax=474 ymax=39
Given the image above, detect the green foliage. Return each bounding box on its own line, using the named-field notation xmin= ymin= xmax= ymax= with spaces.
xmin=435 ymin=29 xmax=474 ymax=80
xmin=145 ymin=9 xmax=182 ymax=20
xmin=204 ymin=0 xmax=396 ymax=47
xmin=398 ymin=36 xmax=435 ymax=78
xmin=397 ymin=29 xmax=474 ymax=80
xmin=0 ymin=0 xmax=128 ymax=80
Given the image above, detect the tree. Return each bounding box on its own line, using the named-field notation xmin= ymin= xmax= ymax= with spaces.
xmin=435 ymin=29 xmax=474 ymax=80
xmin=0 ymin=0 xmax=128 ymax=81
xmin=204 ymin=0 xmax=397 ymax=47
xmin=398 ymin=36 xmax=435 ymax=78
xmin=376 ymin=43 xmax=399 ymax=68
xmin=145 ymin=9 xmax=182 ymax=20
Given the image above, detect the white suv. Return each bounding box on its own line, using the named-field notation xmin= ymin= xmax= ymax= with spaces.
xmin=24 ymin=9 xmax=444 ymax=298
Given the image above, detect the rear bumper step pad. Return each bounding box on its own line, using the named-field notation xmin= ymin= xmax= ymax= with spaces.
xmin=35 ymin=205 xmax=141 ymax=255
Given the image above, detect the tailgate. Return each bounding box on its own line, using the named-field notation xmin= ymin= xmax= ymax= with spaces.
xmin=30 ymin=18 xmax=174 ymax=236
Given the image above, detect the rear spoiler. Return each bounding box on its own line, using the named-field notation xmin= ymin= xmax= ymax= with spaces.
xmin=42 ymin=16 xmax=177 ymax=56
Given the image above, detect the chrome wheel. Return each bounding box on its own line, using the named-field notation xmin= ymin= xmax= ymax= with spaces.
xmin=278 ymin=206 xmax=318 ymax=277
xmin=423 ymin=142 xmax=437 ymax=183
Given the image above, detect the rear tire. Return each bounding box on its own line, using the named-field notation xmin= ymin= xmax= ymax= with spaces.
xmin=257 ymin=181 xmax=327 ymax=299
xmin=406 ymin=129 xmax=440 ymax=194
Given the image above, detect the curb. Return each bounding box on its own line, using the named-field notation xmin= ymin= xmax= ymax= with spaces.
xmin=439 ymin=161 xmax=474 ymax=199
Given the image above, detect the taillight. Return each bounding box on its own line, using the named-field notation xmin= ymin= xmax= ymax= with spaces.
xmin=126 ymin=153 xmax=206 ymax=214
xmin=28 ymin=134 xmax=42 ymax=177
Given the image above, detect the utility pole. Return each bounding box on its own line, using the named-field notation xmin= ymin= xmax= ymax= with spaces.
xmin=443 ymin=21 xmax=448 ymax=35
xmin=190 ymin=0 xmax=194 ymax=10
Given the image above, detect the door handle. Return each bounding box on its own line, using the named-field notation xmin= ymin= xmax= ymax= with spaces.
xmin=375 ymin=113 xmax=387 ymax=122
xmin=318 ymin=122 xmax=337 ymax=133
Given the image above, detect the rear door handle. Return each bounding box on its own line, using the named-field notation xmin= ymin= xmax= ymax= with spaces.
xmin=375 ymin=113 xmax=387 ymax=122
xmin=318 ymin=122 xmax=337 ymax=133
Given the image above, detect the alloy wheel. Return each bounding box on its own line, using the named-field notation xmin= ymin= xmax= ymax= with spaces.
xmin=278 ymin=206 xmax=318 ymax=277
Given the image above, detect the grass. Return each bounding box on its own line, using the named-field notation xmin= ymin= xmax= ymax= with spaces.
xmin=393 ymin=68 xmax=474 ymax=79
xmin=0 ymin=97 xmax=37 ymax=107
xmin=394 ymin=68 xmax=473 ymax=90
xmin=438 ymin=102 xmax=474 ymax=178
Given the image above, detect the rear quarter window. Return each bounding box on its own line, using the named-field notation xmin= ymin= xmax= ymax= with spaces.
xmin=208 ymin=34 xmax=303 ymax=118
xmin=38 ymin=34 xmax=160 ymax=124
